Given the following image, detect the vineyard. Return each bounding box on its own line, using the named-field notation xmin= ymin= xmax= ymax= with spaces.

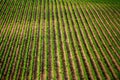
xmin=0 ymin=0 xmax=120 ymax=80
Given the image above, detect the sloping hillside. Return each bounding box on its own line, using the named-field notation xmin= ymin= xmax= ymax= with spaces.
xmin=0 ymin=0 xmax=120 ymax=80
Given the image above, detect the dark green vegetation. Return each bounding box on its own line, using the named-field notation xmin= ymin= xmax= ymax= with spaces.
xmin=0 ymin=0 xmax=120 ymax=80
xmin=70 ymin=0 xmax=120 ymax=3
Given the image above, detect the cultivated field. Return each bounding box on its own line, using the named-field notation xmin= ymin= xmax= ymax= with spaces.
xmin=0 ymin=0 xmax=120 ymax=80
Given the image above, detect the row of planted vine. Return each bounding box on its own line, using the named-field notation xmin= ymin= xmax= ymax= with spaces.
xmin=0 ymin=0 xmax=120 ymax=80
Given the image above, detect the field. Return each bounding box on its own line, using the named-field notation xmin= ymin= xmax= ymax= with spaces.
xmin=0 ymin=0 xmax=120 ymax=80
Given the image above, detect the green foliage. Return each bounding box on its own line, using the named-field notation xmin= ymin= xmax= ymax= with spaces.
xmin=0 ymin=0 xmax=120 ymax=80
